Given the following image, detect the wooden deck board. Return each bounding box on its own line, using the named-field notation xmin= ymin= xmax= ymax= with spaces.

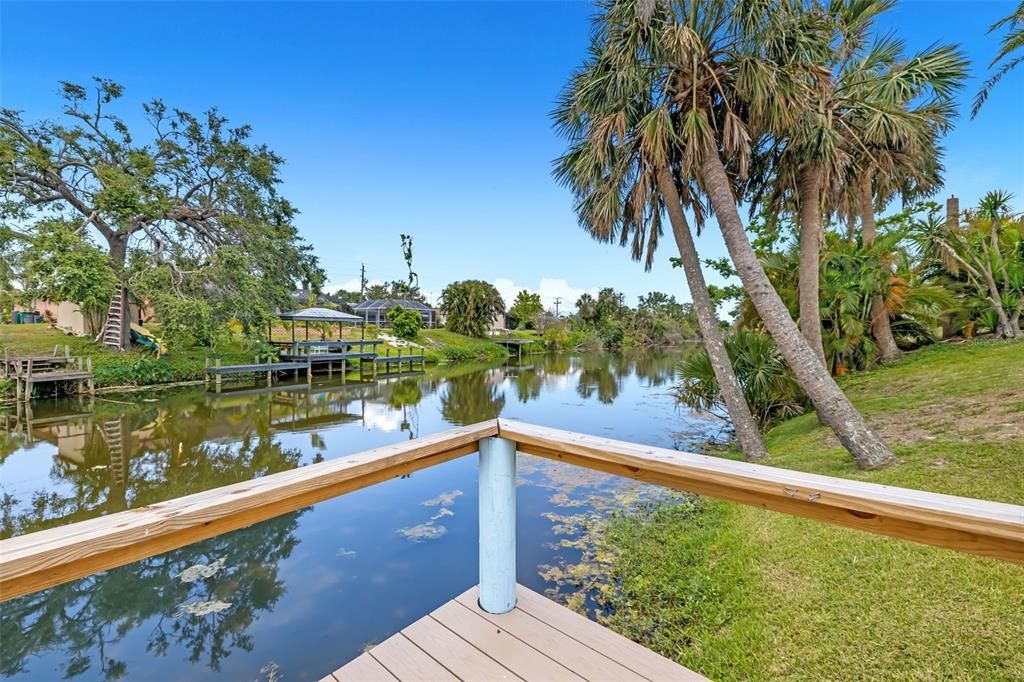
xmin=367 ymin=632 xmax=458 ymax=681
xmin=328 ymin=585 xmax=704 ymax=681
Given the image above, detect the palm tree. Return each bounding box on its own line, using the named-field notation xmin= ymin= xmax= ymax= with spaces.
xmin=575 ymin=0 xmax=896 ymax=468
xmin=843 ymin=33 xmax=966 ymax=362
xmin=553 ymin=7 xmax=770 ymax=461
xmin=972 ymin=1 xmax=1024 ymax=117
xmin=439 ymin=280 xmax=505 ymax=337
xmin=751 ymin=1 xmax=966 ymax=367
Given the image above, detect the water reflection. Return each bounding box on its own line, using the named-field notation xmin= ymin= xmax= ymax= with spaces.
xmin=1 ymin=513 xmax=301 ymax=680
xmin=1 ymin=351 xmax=708 ymax=681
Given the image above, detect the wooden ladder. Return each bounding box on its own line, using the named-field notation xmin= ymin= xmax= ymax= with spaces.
xmin=101 ymin=417 xmax=127 ymax=487
xmin=98 ymin=286 xmax=128 ymax=351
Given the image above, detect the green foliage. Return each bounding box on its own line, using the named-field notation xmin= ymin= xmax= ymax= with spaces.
xmin=145 ymin=296 xmax=228 ymax=350
xmin=1 ymin=77 xmax=324 ymax=349
xmin=607 ymin=341 xmax=1024 ymax=680
xmin=543 ymin=324 xmax=571 ymax=350
xmin=387 ymin=305 xmax=422 ymax=340
xmin=509 ymin=290 xmax=543 ymax=329
xmin=907 ymin=192 xmax=1023 ymax=339
xmin=439 ymin=280 xmax=505 ymax=338
xmin=674 ymin=330 xmax=806 ymax=429
xmin=17 ymin=221 xmax=117 ymax=332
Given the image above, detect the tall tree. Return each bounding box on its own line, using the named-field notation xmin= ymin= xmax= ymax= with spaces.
xmin=750 ymin=0 xmax=966 ymax=366
xmin=568 ymin=0 xmax=897 ymax=468
xmin=553 ymin=6 xmax=770 ymax=462
xmin=1 ymin=78 xmax=323 ymax=340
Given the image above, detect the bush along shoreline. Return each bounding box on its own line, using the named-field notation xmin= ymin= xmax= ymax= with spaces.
xmin=0 ymin=324 xmax=545 ymax=400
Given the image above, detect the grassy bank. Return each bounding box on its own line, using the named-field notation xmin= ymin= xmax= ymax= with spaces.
xmin=595 ymin=340 xmax=1024 ymax=680
xmin=1 ymin=323 xmax=539 ymax=397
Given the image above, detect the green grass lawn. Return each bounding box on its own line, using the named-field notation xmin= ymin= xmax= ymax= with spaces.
xmin=598 ymin=340 xmax=1024 ymax=681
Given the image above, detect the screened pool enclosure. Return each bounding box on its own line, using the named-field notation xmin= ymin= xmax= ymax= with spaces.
xmin=353 ymin=299 xmax=437 ymax=328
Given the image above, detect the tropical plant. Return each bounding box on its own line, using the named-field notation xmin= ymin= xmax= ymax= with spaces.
xmin=556 ymin=0 xmax=895 ymax=468
xmin=748 ymin=0 xmax=966 ymax=366
xmin=388 ymin=305 xmax=423 ymax=340
xmin=674 ymin=330 xmax=807 ymax=429
xmin=553 ymin=15 xmax=770 ymax=461
xmin=17 ymin=220 xmax=117 ymax=334
xmin=911 ymin=191 xmax=1024 ymax=338
xmin=972 ymin=1 xmax=1024 ymax=116
xmin=439 ymin=280 xmax=505 ymax=338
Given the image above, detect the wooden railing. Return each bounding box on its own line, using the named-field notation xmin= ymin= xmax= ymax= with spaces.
xmin=1 ymin=418 xmax=1021 ymax=603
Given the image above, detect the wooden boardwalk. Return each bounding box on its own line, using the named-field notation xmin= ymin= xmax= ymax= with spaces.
xmin=325 ymin=584 xmax=705 ymax=682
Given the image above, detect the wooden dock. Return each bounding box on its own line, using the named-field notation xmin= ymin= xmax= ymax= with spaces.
xmin=2 ymin=420 xmax=1021 ymax=679
xmin=493 ymin=338 xmax=534 ymax=360
xmin=326 ymin=584 xmax=704 ymax=682
xmin=4 ymin=347 xmax=94 ymax=401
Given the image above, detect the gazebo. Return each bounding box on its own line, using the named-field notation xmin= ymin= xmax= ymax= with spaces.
xmin=275 ymin=307 xmax=365 ymax=346
xmin=352 ymin=299 xmax=437 ymax=328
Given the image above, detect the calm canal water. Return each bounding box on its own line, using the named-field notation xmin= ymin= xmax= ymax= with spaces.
xmin=0 ymin=351 xmax=718 ymax=681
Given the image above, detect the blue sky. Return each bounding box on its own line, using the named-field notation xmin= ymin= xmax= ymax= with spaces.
xmin=2 ymin=1 xmax=1021 ymax=311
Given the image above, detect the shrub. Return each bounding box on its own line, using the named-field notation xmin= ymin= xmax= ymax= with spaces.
xmin=388 ymin=306 xmax=422 ymax=340
xmin=673 ymin=330 xmax=807 ymax=429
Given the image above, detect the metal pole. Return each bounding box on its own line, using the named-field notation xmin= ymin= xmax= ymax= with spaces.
xmin=478 ymin=436 xmax=517 ymax=614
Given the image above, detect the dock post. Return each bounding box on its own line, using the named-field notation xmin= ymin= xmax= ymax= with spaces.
xmin=307 ymin=356 xmax=312 ymax=384
xmin=478 ymin=436 xmax=517 ymax=614
xmin=204 ymin=358 xmax=210 ymax=389
xmin=215 ymin=358 xmax=222 ymax=393
xmin=86 ymin=357 xmax=94 ymax=395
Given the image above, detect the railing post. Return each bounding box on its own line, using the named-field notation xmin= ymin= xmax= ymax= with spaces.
xmin=478 ymin=436 xmax=517 ymax=614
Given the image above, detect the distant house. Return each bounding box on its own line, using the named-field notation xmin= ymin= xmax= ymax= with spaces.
xmin=352 ymin=299 xmax=438 ymax=328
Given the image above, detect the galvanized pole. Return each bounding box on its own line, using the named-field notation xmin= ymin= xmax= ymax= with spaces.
xmin=478 ymin=436 xmax=517 ymax=614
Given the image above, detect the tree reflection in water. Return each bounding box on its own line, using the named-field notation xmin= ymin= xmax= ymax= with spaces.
xmin=0 ymin=511 xmax=303 ymax=680
xmin=439 ymin=370 xmax=506 ymax=425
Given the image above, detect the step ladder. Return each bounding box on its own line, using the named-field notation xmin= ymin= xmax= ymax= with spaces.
xmin=98 ymin=286 xmax=128 ymax=351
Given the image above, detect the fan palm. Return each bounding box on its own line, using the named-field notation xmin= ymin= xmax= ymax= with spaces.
xmin=654 ymin=0 xmax=895 ymax=468
xmin=751 ymin=1 xmax=966 ymax=366
xmin=553 ymin=0 xmax=769 ymax=460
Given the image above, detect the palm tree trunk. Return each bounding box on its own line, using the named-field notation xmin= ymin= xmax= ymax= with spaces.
xmin=657 ymin=166 xmax=769 ymax=462
xmin=700 ymin=145 xmax=896 ymax=469
xmin=797 ymin=165 xmax=827 ymax=368
xmin=857 ymin=173 xmax=901 ymax=363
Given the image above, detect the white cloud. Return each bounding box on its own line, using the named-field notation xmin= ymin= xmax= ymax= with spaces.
xmin=492 ymin=278 xmax=597 ymax=315
xmin=323 ymin=277 xmax=367 ymax=294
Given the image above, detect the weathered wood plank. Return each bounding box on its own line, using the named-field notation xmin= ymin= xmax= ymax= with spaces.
xmin=367 ymin=633 xmax=457 ymax=681
xmin=431 ymin=600 xmax=585 ymax=681
xmin=330 ymin=652 xmax=399 ymax=682
xmin=497 ymin=420 xmax=1024 ymax=564
xmin=402 ymin=614 xmax=521 ymax=681
xmin=454 ymin=590 xmax=646 ymax=682
xmin=509 ymin=585 xmax=707 ymax=681
xmin=0 ymin=421 xmax=498 ymax=601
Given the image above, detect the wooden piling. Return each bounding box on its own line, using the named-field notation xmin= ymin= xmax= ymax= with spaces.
xmin=215 ymin=359 xmax=222 ymax=393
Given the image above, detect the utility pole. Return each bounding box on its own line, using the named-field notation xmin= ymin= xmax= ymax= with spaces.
xmin=360 ymin=263 xmax=368 ymax=299
xmin=554 ymin=297 xmax=562 ymax=318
